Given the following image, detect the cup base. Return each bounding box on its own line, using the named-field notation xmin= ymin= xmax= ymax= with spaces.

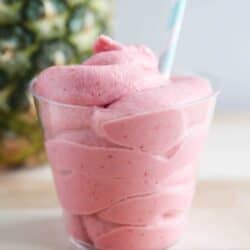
xmin=70 ymin=236 xmax=176 ymax=250
xmin=70 ymin=237 xmax=96 ymax=250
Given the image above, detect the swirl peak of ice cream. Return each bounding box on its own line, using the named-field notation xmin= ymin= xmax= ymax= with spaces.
xmin=34 ymin=36 xmax=214 ymax=250
xmin=35 ymin=35 xmax=164 ymax=107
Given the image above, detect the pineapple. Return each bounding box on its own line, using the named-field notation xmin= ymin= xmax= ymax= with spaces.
xmin=0 ymin=0 xmax=112 ymax=169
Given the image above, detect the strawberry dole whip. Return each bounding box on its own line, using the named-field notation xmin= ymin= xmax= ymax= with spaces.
xmin=32 ymin=36 xmax=216 ymax=250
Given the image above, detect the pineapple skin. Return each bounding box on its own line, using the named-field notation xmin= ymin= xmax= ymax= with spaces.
xmin=0 ymin=0 xmax=112 ymax=169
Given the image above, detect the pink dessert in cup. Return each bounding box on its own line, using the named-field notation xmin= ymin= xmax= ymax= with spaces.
xmin=32 ymin=36 xmax=216 ymax=250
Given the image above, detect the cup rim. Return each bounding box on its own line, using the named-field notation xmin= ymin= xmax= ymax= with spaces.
xmin=30 ymin=72 xmax=221 ymax=111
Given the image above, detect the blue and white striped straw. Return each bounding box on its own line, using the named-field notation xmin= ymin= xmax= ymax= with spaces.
xmin=159 ymin=0 xmax=187 ymax=79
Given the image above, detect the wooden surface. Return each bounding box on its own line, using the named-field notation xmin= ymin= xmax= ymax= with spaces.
xmin=0 ymin=168 xmax=250 ymax=250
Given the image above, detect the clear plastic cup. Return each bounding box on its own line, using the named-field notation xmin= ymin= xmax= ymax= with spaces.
xmin=31 ymin=78 xmax=219 ymax=250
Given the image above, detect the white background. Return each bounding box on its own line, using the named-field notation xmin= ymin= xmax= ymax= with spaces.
xmin=115 ymin=0 xmax=250 ymax=111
